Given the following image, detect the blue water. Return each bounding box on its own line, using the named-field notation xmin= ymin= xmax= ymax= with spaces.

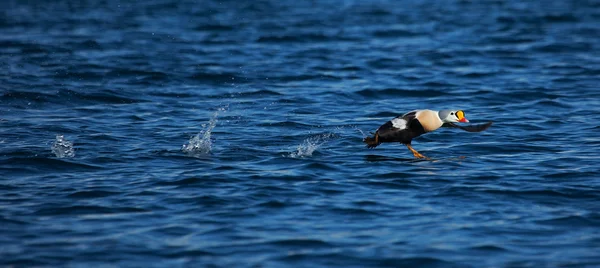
xmin=2 ymin=0 xmax=600 ymax=266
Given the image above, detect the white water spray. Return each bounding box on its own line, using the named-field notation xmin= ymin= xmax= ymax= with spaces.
xmin=182 ymin=107 xmax=226 ymax=156
xmin=52 ymin=135 xmax=75 ymax=158
xmin=288 ymin=133 xmax=334 ymax=158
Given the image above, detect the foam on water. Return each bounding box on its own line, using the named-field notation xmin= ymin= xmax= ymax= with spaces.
xmin=182 ymin=107 xmax=225 ymax=156
xmin=51 ymin=135 xmax=75 ymax=158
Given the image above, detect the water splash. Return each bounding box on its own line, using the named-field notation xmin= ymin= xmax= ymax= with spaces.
xmin=289 ymin=133 xmax=334 ymax=158
xmin=52 ymin=135 xmax=75 ymax=158
xmin=355 ymin=127 xmax=369 ymax=139
xmin=182 ymin=107 xmax=225 ymax=156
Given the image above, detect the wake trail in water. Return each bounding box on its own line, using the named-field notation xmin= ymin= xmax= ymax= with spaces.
xmin=182 ymin=107 xmax=226 ymax=157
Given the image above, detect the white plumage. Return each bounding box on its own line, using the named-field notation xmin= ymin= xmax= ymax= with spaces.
xmin=391 ymin=118 xmax=407 ymax=130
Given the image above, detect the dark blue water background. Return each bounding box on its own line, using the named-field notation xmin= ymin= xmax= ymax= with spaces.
xmin=2 ymin=0 xmax=600 ymax=266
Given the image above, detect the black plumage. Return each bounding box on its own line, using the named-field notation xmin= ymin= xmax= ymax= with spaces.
xmin=442 ymin=121 xmax=493 ymax=132
xmin=364 ymin=111 xmax=425 ymax=148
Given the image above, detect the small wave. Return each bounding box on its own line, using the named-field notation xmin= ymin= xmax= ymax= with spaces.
xmin=67 ymin=190 xmax=120 ymax=199
xmin=106 ymin=68 xmax=169 ymax=81
xmin=268 ymin=74 xmax=342 ymax=83
xmin=75 ymin=39 xmax=102 ymax=49
xmin=256 ymin=33 xmax=354 ymax=43
xmin=1 ymin=89 xmax=145 ymax=106
xmin=3 ymin=157 xmax=100 ymax=172
xmin=51 ymin=135 xmax=75 ymax=158
xmin=154 ymin=177 xmax=206 ymax=186
xmin=182 ymin=107 xmax=225 ymax=156
xmin=468 ymin=244 xmax=509 ymax=252
xmin=266 ymin=238 xmax=332 ymax=247
xmin=484 ymin=189 xmax=599 ymax=200
xmin=355 ymin=88 xmax=447 ymax=98
xmin=536 ymin=215 xmax=600 ymax=228
xmin=329 ymin=207 xmax=381 ymax=216
xmin=372 ymin=29 xmax=422 ymax=38
xmin=207 ymin=89 xmax=282 ymax=100
xmin=257 ymin=121 xmax=315 ymax=128
xmin=188 ymin=71 xmax=247 ymax=84
xmin=235 ymin=89 xmax=282 ymax=97
xmin=542 ymin=13 xmax=579 ymax=23
xmin=194 ymin=23 xmax=235 ymax=32
xmin=531 ymin=42 xmax=592 ymax=53
xmin=34 ymin=205 xmax=147 ymax=216
xmin=288 ymin=133 xmax=334 ymax=158
xmin=256 ymin=200 xmax=288 ymax=208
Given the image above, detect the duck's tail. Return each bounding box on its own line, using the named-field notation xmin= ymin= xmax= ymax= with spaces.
xmin=363 ymin=132 xmax=380 ymax=149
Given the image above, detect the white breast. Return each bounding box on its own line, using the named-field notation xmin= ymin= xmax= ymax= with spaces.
xmin=391 ymin=118 xmax=407 ymax=129
xmin=415 ymin=110 xmax=443 ymax=132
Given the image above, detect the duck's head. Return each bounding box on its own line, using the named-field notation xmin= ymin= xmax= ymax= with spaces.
xmin=439 ymin=110 xmax=469 ymax=123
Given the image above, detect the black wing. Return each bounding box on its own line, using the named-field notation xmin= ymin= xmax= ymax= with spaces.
xmin=376 ymin=111 xmax=418 ymax=136
xmin=402 ymin=111 xmax=417 ymax=120
xmin=443 ymin=121 xmax=493 ymax=132
xmin=374 ymin=111 xmax=425 ymax=144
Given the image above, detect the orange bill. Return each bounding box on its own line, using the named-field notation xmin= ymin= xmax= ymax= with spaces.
xmin=457 ymin=110 xmax=469 ymax=123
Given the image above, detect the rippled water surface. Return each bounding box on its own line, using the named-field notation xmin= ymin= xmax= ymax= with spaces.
xmin=2 ymin=0 xmax=600 ymax=267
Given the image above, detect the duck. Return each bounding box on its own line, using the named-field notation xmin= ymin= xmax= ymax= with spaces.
xmin=363 ymin=109 xmax=492 ymax=159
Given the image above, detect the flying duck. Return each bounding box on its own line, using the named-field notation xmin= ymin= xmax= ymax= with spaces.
xmin=363 ymin=109 xmax=492 ymax=159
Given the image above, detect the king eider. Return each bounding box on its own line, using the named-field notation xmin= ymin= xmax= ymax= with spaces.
xmin=363 ymin=109 xmax=492 ymax=159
